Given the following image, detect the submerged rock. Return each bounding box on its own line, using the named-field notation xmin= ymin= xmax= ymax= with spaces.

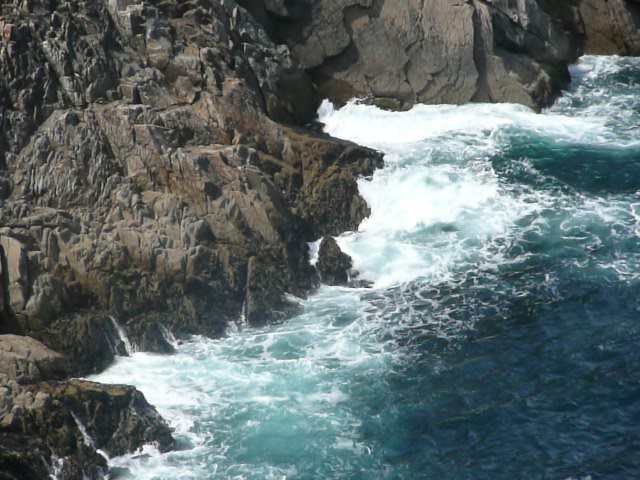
xmin=317 ymin=237 xmax=353 ymax=286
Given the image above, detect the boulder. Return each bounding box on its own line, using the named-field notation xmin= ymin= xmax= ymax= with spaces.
xmin=317 ymin=237 xmax=353 ymax=286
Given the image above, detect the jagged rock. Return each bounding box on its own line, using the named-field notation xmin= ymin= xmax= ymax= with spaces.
xmin=0 ymin=378 xmax=174 ymax=480
xmin=0 ymin=0 xmax=381 ymax=368
xmin=250 ymin=0 xmax=583 ymax=109
xmin=317 ymin=237 xmax=352 ymax=286
xmin=32 ymin=314 xmax=123 ymax=375
xmin=0 ymin=335 xmax=68 ymax=383
xmin=127 ymin=317 xmax=176 ymax=354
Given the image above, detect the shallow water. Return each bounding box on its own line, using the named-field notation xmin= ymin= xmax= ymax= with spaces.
xmin=92 ymin=56 xmax=640 ymax=480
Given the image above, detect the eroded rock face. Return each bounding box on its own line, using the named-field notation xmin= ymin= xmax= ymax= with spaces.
xmin=0 ymin=378 xmax=174 ymax=480
xmin=248 ymin=0 xmax=640 ymax=110
xmin=249 ymin=0 xmax=584 ymax=110
xmin=0 ymin=0 xmax=382 ymax=373
xmin=580 ymin=0 xmax=640 ymax=55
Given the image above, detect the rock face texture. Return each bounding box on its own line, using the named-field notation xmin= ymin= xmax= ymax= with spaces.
xmin=247 ymin=0 xmax=640 ymax=110
xmin=580 ymin=0 xmax=640 ymax=55
xmin=0 ymin=0 xmax=382 ymax=376
xmin=0 ymin=378 xmax=174 ymax=480
xmin=246 ymin=0 xmax=584 ymax=109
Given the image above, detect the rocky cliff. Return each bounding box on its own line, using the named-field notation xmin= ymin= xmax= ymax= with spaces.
xmin=0 ymin=0 xmax=638 ymax=478
xmin=243 ymin=0 xmax=640 ymax=110
xmin=0 ymin=0 xmax=382 ymax=369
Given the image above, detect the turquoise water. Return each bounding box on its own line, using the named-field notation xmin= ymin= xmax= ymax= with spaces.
xmin=93 ymin=56 xmax=640 ymax=479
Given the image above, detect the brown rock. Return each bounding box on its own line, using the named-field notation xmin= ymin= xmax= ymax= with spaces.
xmin=580 ymin=0 xmax=640 ymax=55
xmin=0 ymin=0 xmax=381 ymax=358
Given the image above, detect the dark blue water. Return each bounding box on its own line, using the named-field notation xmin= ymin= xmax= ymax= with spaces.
xmin=94 ymin=56 xmax=640 ymax=480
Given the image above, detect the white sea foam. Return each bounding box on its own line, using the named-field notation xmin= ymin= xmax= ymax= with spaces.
xmin=317 ymin=58 xmax=637 ymax=288
xmin=319 ymin=100 xmax=542 ymax=287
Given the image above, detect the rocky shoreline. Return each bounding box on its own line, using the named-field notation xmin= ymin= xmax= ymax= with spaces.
xmin=1 ymin=0 xmax=638 ymax=478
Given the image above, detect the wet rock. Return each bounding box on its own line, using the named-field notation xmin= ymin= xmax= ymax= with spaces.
xmin=32 ymin=314 xmax=121 ymax=376
xmin=127 ymin=318 xmax=176 ymax=354
xmin=244 ymin=251 xmax=309 ymax=326
xmin=0 ymin=335 xmax=68 ymax=383
xmin=317 ymin=237 xmax=353 ymax=286
xmin=0 ymin=379 xmax=174 ymax=479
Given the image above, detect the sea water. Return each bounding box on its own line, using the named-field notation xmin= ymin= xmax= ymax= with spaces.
xmin=92 ymin=56 xmax=640 ymax=480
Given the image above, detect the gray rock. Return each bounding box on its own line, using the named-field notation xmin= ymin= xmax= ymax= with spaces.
xmin=0 ymin=335 xmax=68 ymax=383
xmin=257 ymin=0 xmax=635 ymax=110
xmin=0 ymin=237 xmax=28 ymax=316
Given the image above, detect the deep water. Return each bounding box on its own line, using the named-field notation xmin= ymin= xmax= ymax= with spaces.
xmin=92 ymin=56 xmax=640 ymax=480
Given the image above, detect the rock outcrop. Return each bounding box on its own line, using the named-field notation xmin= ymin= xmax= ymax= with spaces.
xmin=0 ymin=0 xmax=382 ymax=375
xmin=0 ymin=334 xmax=174 ymax=479
xmin=245 ymin=0 xmax=584 ymax=110
xmin=246 ymin=0 xmax=640 ymax=110
xmin=0 ymin=377 xmax=174 ymax=480
xmin=0 ymin=335 xmax=69 ymax=383
xmin=317 ymin=237 xmax=352 ymax=286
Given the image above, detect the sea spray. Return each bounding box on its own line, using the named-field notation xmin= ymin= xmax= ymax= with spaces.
xmin=159 ymin=324 xmax=179 ymax=349
xmin=109 ymin=316 xmax=134 ymax=356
